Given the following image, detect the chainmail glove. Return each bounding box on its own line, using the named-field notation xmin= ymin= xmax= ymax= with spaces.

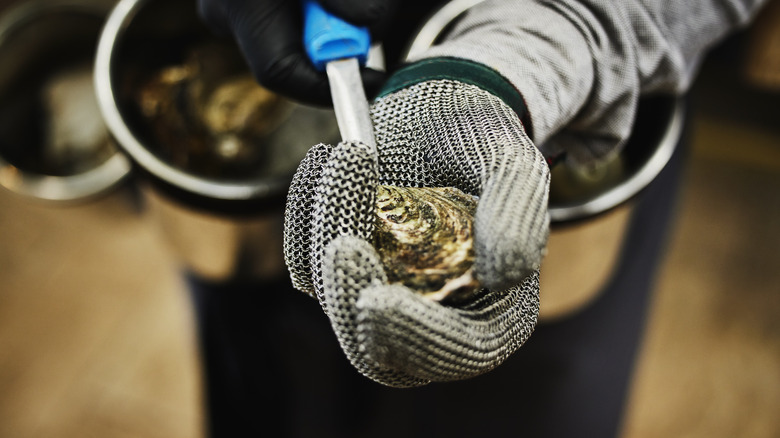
xmin=284 ymin=59 xmax=550 ymax=387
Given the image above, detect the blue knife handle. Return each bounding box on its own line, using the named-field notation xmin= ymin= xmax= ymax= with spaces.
xmin=302 ymin=0 xmax=370 ymax=71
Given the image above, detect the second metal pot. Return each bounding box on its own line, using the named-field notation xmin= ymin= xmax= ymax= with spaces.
xmin=95 ymin=0 xmax=339 ymax=282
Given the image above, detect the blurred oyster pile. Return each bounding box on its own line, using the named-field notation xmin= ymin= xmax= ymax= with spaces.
xmin=136 ymin=43 xmax=291 ymax=178
xmin=372 ymin=185 xmax=482 ymax=303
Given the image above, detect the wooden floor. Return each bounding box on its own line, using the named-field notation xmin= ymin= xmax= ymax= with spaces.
xmin=621 ymin=113 xmax=780 ymax=437
xmin=0 ymin=190 xmax=203 ymax=437
xmin=2 ymin=18 xmax=780 ymax=438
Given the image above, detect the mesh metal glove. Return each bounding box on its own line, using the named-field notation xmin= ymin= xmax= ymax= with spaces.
xmin=284 ymin=59 xmax=550 ymax=386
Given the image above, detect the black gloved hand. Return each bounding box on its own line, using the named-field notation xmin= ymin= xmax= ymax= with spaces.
xmin=198 ymin=0 xmax=401 ymax=105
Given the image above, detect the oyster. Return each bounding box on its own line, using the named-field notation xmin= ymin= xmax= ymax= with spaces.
xmin=136 ymin=43 xmax=291 ymax=178
xmin=372 ymin=185 xmax=481 ymax=303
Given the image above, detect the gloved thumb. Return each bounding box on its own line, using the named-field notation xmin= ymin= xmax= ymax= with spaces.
xmin=473 ymin=141 xmax=550 ymax=290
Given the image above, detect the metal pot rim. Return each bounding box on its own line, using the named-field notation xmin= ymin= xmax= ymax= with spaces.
xmin=94 ymin=0 xmax=289 ymax=202
xmin=0 ymin=0 xmax=131 ymax=202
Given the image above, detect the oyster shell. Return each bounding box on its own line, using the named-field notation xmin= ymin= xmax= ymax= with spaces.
xmin=372 ymin=185 xmax=481 ymax=303
xmin=135 ymin=43 xmax=291 ymax=178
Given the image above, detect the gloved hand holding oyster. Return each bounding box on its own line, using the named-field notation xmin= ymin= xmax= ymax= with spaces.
xmin=284 ymin=58 xmax=550 ymax=387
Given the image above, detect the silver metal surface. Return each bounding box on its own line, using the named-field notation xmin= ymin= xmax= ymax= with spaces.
xmin=0 ymin=155 xmax=131 ymax=201
xmin=95 ymin=0 xmax=304 ymax=201
xmin=94 ymin=0 xmax=339 ymax=281
xmin=144 ymin=187 xmax=286 ymax=281
xmin=0 ymin=0 xmax=131 ymax=202
xmin=547 ymin=101 xmax=684 ymax=222
xmin=326 ymin=58 xmax=377 ymax=151
xmin=95 ymin=2 xmax=259 ymax=201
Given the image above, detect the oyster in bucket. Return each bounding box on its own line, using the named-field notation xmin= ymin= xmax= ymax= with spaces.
xmin=135 ymin=42 xmax=292 ymax=179
xmin=372 ymin=185 xmax=481 ymax=303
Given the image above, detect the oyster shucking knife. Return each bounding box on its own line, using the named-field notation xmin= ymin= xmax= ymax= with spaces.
xmin=303 ymin=0 xmax=376 ymax=153
xmin=301 ymin=2 xmax=484 ymax=303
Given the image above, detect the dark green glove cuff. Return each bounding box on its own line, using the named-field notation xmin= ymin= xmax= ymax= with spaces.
xmin=378 ymin=57 xmax=534 ymax=139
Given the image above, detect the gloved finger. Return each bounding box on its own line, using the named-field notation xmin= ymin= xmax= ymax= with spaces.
xmin=322 ymin=235 xmax=429 ymax=388
xmin=197 ymin=0 xmax=386 ymax=105
xmin=196 ymin=0 xmax=231 ymax=37
xmin=354 ymin=274 xmax=540 ymax=382
xmin=416 ymin=87 xmax=551 ymax=290
xmin=284 ymin=142 xmax=334 ymax=295
xmin=229 ymin=1 xmax=330 ymax=104
xmin=309 ymin=141 xmax=378 ymax=303
xmin=318 ymin=0 xmax=397 ymax=25
xmin=473 ymin=138 xmax=551 ymax=290
xmin=318 ymin=0 xmax=400 ymax=37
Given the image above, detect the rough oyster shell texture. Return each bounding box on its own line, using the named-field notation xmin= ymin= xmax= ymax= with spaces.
xmin=372 ymin=185 xmax=481 ymax=303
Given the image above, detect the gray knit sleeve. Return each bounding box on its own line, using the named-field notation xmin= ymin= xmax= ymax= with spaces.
xmin=415 ymin=0 xmax=768 ymax=166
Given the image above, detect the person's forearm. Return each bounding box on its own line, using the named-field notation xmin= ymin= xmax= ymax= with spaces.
xmin=417 ymin=0 xmax=768 ymax=165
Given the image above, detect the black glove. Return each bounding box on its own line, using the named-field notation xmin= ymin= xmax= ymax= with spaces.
xmin=198 ymin=0 xmax=403 ymax=105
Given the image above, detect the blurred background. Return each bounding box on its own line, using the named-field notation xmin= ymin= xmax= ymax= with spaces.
xmin=0 ymin=0 xmax=779 ymax=437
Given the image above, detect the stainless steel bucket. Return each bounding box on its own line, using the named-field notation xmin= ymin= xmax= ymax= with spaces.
xmin=95 ymin=0 xmax=339 ymax=281
xmin=406 ymin=0 xmax=685 ymax=318
xmin=0 ymin=0 xmax=131 ymax=202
